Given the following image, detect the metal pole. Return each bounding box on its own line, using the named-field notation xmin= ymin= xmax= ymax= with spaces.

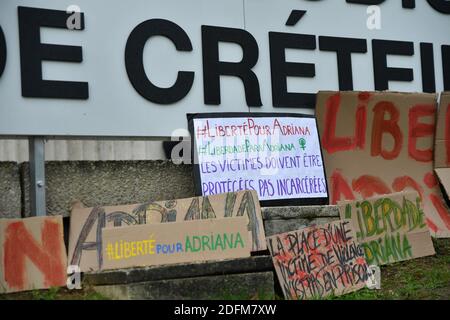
xmin=29 ymin=136 xmax=46 ymax=216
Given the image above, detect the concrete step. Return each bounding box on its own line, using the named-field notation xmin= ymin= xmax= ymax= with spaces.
xmin=93 ymin=271 xmax=275 ymax=300
xmin=85 ymin=256 xmax=275 ymax=300
xmin=84 ymin=256 xmax=273 ymax=286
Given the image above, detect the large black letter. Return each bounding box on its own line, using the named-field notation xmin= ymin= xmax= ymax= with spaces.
xmin=346 ymin=0 xmax=385 ymax=4
xmin=0 ymin=26 xmax=6 ymax=78
xmin=319 ymin=36 xmax=367 ymax=90
xmin=443 ymin=45 xmax=450 ymax=91
xmin=269 ymin=32 xmax=316 ymax=109
xmin=18 ymin=6 xmax=88 ymax=99
xmin=125 ymin=19 xmax=194 ymax=104
xmin=420 ymin=43 xmax=436 ymax=93
xmin=347 ymin=0 xmax=415 ymax=9
xmin=202 ymin=26 xmax=261 ymax=106
xmin=427 ymin=0 xmax=450 ymax=14
xmin=372 ymin=39 xmax=414 ymax=90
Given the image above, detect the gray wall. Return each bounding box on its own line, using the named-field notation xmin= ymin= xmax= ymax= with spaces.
xmin=1 ymin=160 xmax=196 ymax=218
xmin=1 ymin=160 xmax=340 ymax=229
xmin=0 ymin=162 xmax=22 ymax=218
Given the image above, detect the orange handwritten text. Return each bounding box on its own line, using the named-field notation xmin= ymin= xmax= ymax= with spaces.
xmin=4 ymin=220 xmax=66 ymax=290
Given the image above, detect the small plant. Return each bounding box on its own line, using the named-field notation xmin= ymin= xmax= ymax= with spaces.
xmin=31 ymin=286 xmax=60 ymax=300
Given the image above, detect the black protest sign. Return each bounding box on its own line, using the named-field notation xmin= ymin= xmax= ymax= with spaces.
xmin=188 ymin=113 xmax=329 ymax=207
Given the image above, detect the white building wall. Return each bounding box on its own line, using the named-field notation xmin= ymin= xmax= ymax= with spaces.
xmin=0 ymin=139 xmax=166 ymax=162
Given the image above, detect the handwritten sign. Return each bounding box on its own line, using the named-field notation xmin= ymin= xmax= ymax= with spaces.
xmin=266 ymin=220 xmax=370 ymax=300
xmin=102 ymin=217 xmax=250 ymax=270
xmin=338 ymin=191 xmax=435 ymax=266
xmin=189 ymin=114 xmax=328 ymax=205
xmin=316 ymin=91 xmax=450 ymax=238
xmin=434 ymin=92 xmax=450 ymax=199
xmin=68 ymin=190 xmax=265 ymax=272
xmin=0 ymin=216 xmax=67 ymax=293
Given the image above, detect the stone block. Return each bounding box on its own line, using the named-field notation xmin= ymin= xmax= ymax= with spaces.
xmin=262 ymin=205 xmax=339 ymax=220
xmin=93 ymin=272 xmax=275 ymax=300
xmin=21 ymin=161 xmax=195 ymax=217
xmin=0 ymin=162 xmax=21 ymax=218
xmin=264 ymin=217 xmax=339 ymax=237
xmin=84 ymin=256 xmax=273 ymax=286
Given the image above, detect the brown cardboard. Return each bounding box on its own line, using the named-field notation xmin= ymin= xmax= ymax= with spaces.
xmin=316 ymin=91 xmax=450 ymax=238
xmin=434 ymin=140 xmax=448 ymax=169
xmin=266 ymin=220 xmax=370 ymax=300
xmin=338 ymin=191 xmax=435 ymax=266
xmin=434 ymin=92 xmax=450 ymax=198
xmin=0 ymin=216 xmax=67 ymax=293
xmin=68 ymin=190 xmax=266 ymax=272
xmin=102 ymin=217 xmax=250 ymax=270
xmin=435 ymin=168 xmax=450 ymax=199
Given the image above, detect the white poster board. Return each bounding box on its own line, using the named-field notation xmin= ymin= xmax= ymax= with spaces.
xmin=189 ymin=113 xmax=328 ymax=205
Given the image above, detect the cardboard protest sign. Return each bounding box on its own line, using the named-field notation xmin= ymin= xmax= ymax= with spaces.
xmin=0 ymin=216 xmax=67 ymax=293
xmin=434 ymin=92 xmax=450 ymax=199
xmin=338 ymin=191 xmax=435 ymax=266
xmin=68 ymin=190 xmax=265 ymax=272
xmin=267 ymin=220 xmax=370 ymax=300
xmin=102 ymin=217 xmax=250 ymax=270
xmin=188 ymin=113 xmax=328 ymax=206
xmin=316 ymin=91 xmax=450 ymax=238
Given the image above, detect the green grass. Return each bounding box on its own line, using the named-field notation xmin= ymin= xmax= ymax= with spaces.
xmin=31 ymin=287 xmax=60 ymax=300
xmin=213 ymin=289 xmax=277 ymax=300
xmin=0 ymin=286 xmax=109 ymax=300
xmin=1 ymin=239 xmax=448 ymax=300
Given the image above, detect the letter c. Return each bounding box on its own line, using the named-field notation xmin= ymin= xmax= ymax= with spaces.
xmin=427 ymin=0 xmax=450 ymax=14
xmin=0 ymin=26 xmax=6 ymax=78
xmin=125 ymin=19 xmax=194 ymax=104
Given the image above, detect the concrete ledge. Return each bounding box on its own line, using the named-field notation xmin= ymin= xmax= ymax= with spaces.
xmin=84 ymin=256 xmax=273 ymax=286
xmin=93 ymin=272 xmax=275 ymax=300
xmin=261 ymin=205 xmax=339 ymax=220
xmin=0 ymin=162 xmax=21 ymax=218
xmin=262 ymin=206 xmax=339 ymax=237
xmin=21 ymin=161 xmax=195 ymax=217
xmin=264 ymin=217 xmax=339 ymax=237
